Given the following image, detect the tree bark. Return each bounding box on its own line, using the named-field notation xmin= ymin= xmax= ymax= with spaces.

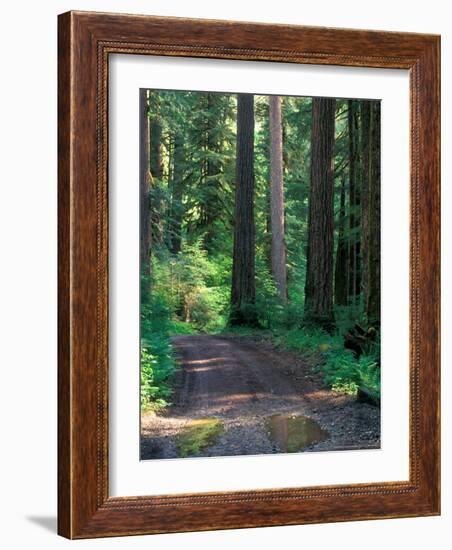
xmin=360 ymin=101 xmax=371 ymax=316
xmin=269 ymin=95 xmax=287 ymax=302
xmin=359 ymin=101 xmax=381 ymax=326
xmin=367 ymin=102 xmax=381 ymax=326
xmin=169 ymin=132 xmax=184 ymax=254
xmin=148 ymin=91 xmax=164 ymax=246
xmin=265 ymin=182 xmax=272 ymax=270
xmin=304 ymin=97 xmax=336 ymax=329
xmin=334 ymin=173 xmax=349 ymax=306
xmin=230 ymin=94 xmax=257 ymax=326
xmin=347 ymin=100 xmax=361 ymax=303
xmin=149 ymin=91 xmax=163 ymax=179
xmin=139 ymin=89 xmax=152 ymax=277
xmin=203 ymin=93 xmax=222 ymax=250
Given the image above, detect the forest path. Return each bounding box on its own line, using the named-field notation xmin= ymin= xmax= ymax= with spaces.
xmin=140 ymin=335 xmax=380 ymax=459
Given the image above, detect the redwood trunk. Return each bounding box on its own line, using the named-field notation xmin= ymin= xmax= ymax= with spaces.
xmin=367 ymin=102 xmax=381 ymax=326
xmin=149 ymin=91 xmax=163 ymax=180
xmin=230 ymin=94 xmax=257 ymax=326
xmin=348 ymin=100 xmax=361 ymax=303
xmin=360 ymin=101 xmax=381 ymax=326
xmin=334 ymin=174 xmax=348 ymax=306
xmin=360 ymin=101 xmax=371 ymax=316
xmin=139 ymin=89 xmax=151 ymax=277
xmin=269 ymin=95 xmax=287 ymax=302
xmin=304 ymin=97 xmax=336 ymax=329
xmin=170 ymin=132 xmax=184 ymax=254
xmin=203 ymin=93 xmax=222 ymax=251
xmin=148 ymin=92 xmax=163 ymax=246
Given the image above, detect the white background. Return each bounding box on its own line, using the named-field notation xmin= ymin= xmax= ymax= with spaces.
xmin=0 ymin=0 xmax=449 ymax=548
xmin=110 ymin=56 xmax=409 ymax=496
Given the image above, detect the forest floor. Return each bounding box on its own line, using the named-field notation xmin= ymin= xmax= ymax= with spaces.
xmin=140 ymin=334 xmax=380 ymax=459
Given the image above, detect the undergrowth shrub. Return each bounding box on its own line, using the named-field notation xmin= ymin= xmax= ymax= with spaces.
xmin=320 ymin=348 xmax=380 ymax=397
xmin=277 ymin=326 xmax=381 ymax=401
xmin=140 ymin=336 xmax=176 ymax=410
xmin=152 ymin=240 xmax=230 ymax=332
xmin=140 ymin=290 xmax=177 ymax=410
xmin=167 ymin=319 xmax=197 ymax=335
xmin=278 ymin=327 xmax=341 ymax=355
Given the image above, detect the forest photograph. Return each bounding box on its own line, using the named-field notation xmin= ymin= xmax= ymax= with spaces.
xmin=139 ymin=88 xmax=381 ymax=460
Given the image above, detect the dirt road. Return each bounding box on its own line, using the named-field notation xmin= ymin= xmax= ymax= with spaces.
xmin=140 ymin=335 xmax=380 ymax=459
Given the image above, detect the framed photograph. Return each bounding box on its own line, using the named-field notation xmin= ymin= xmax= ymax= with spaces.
xmin=58 ymin=11 xmax=440 ymax=539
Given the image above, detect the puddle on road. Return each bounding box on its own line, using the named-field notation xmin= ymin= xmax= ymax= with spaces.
xmin=266 ymin=414 xmax=329 ymax=452
xmin=176 ymin=417 xmax=225 ymax=457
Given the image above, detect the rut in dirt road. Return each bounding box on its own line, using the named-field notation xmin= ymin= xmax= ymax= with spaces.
xmin=174 ymin=335 xmax=309 ymax=415
xmin=140 ymin=335 xmax=380 ymax=459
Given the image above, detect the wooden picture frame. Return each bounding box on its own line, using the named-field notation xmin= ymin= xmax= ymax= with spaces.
xmin=58 ymin=10 xmax=440 ymax=539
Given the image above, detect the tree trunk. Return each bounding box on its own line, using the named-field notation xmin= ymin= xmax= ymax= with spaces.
xmin=262 ymin=99 xmax=272 ymax=270
xmin=367 ymin=102 xmax=381 ymax=326
xmin=334 ymin=173 xmax=348 ymax=305
xmin=149 ymin=91 xmax=163 ymax=179
xmin=265 ymin=182 xmax=272 ymax=270
xmin=230 ymin=94 xmax=257 ymax=326
xmin=139 ymin=89 xmax=151 ymax=277
xmin=347 ymin=100 xmax=361 ymax=304
xmin=360 ymin=101 xmax=371 ymax=316
xmin=165 ymin=136 xmax=174 ymax=251
xmin=269 ymin=95 xmax=287 ymax=302
xmin=304 ymin=97 xmax=336 ymax=330
xmin=148 ymin=92 xmax=164 ymax=246
xmin=170 ymin=132 xmax=184 ymax=254
xmin=203 ymin=93 xmax=222 ymax=251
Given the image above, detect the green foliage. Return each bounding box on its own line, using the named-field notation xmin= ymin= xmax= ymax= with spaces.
xmin=333 ymin=304 xmax=367 ymax=334
xmin=275 ymin=326 xmax=380 ymax=401
xmin=140 ymin=340 xmax=175 ymax=410
xmin=254 ymin=257 xmax=284 ymax=328
xmin=279 ymin=327 xmax=341 ymax=355
xmin=152 ymin=239 xmax=230 ymax=332
xmin=321 ymin=349 xmax=380 ymax=399
xmin=140 ymin=291 xmax=177 ymax=410
xmin=220 ymin=325 xmax=269 ymax=339
xmin=167 ymin=319 xmax=197 ymax=335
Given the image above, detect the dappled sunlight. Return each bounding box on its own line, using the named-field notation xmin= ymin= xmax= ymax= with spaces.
xmin=184 ymin=357 xmax=230 ymax=372
xmin=187 ymin=357 xmax=228 ymax=365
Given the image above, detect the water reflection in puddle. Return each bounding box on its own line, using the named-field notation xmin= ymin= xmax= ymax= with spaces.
xmin=266 ymin=414 xmax=329 ymax=452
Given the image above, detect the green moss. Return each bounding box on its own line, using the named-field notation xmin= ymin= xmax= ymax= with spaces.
xmin=177 ymin=418 xmax=225 ymax=457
